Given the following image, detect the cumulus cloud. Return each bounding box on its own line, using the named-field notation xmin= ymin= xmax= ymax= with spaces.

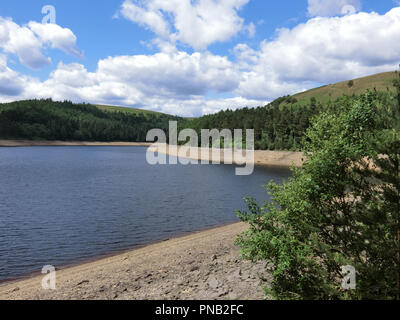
xmin=119 ymin=0 xmax=251 ymax=50
xmin=0 ymin=55 xmax=24 ymax=96
xmin=0 ymin=17 xmax=50 ymax=69
xmin=22 ymin=58 xmax=260 ymax=117
xmin=0 ymin=55 xmax=41 ymax=100
xmin=119 ymin=0 xmax=170 ymax=38
xmin=307 ymin=0 xmax=361 ymax=17
xmin=35 ymin=50 xmax=242 ymax=114
xmin=0 ymin=17 xmax=81 ymax=69
xmin=236 ymin=7 xmax=400 ymax=100
xmin=0 ymin=50 xmax=243 ymax=115
xmin=97 ymin=51 xmax=239 ymax=97
xmin=28 ymin=22 xmax=82 ymax=58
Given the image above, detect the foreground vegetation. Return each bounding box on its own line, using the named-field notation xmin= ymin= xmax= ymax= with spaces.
xmin=236 ymin=86 xmax=400 ymax=299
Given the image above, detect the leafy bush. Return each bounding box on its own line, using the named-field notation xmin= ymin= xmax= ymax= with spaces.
xmin=236 ymin=91 xmax=400 ymax=300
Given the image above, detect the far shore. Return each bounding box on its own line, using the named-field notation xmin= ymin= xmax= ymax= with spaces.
xmin=0 ymin=222 xmax=268 ymax=300
xmin=0 ymin=140 xmax=305 ymax=167
xmin=151 ymin=144 xmax=305 ymax=168
xmin=0 ymin=140 xmax=152 ymax=147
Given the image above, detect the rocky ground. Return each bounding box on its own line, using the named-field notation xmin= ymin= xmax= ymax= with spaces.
xmin=0 ymin=223 xmax=270 ymax=300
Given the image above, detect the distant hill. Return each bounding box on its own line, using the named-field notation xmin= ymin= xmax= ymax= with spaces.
xmin=95 ymin=104 xmax=170 ymax=117
xmin=278 ymin=71 xmax=398 ymax=108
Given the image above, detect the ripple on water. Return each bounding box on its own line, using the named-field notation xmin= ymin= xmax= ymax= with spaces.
xmin=0 ymin=146 xmax=291 ymax=281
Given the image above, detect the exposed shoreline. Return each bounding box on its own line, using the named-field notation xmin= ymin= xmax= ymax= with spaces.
xmin=0 ymin=222 xmax=268 ymax=300
xmin=150 ymin=144 xmax=305 ymax=168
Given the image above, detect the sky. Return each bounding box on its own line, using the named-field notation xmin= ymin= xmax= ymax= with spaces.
xmin=1 ymin=0 xmax=400 ymax=117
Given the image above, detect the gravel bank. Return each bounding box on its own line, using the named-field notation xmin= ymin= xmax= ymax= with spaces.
xmin=0 ymin=223 xmax=269 ymax=300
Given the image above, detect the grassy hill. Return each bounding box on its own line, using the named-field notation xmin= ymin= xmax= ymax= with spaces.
xmin=95 ymin=104 xmax=169 ymax=117
xmin=279 ymin=71 xmax=398 ymax=108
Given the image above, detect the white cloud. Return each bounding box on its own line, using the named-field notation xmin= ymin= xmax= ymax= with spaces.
xmin=119 ymin=0 xmax=250 ymax=50
xmin=0 ymin=55 xmax=40 ymax=99
xmin=0 ymin=17 xmax=81 ymax=69
xmin=0 ymin=17 xmax=50 ymax=69
xmin=0 ymin=55 xmax=24 ymax=96
xmin=236 ymin=7 xmax=400 ymax=100
xmin=307 ymin=0 xmax=361 ymax=17
xmin=28 ymin=22 xmax=82 ymax=58
xmin=0 ymin=50 xmax=244 ymax=116
xmin=97 ymin=51 xmax=239 ymax=97
xmin=119 ymin=0 xmax=170 ymax=38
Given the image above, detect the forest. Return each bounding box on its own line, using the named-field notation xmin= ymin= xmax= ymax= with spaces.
xmin=180 ymin=95 xmax=322 ymax=150
xmin=1 ymin=89 xmax=399 ymax=152
xmin=0 ymin=99 xmax=181 ymax=142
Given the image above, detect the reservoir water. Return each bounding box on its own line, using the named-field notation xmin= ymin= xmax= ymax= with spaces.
xmin=0 ymin=146 xmax=291 ymax=281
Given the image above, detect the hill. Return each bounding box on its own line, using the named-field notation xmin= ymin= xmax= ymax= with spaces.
xmin=0 ymin=99 xmax=182 ymax=142
xmin=279 ymin=71 xmax=398 ymax=108
xmin=95 ymin=104 xmax=170 ymax=117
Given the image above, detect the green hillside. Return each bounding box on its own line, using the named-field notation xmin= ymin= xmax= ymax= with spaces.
xmin=95 ymin=104 xmax=169 ymax=117
xmin=279 ymin=71 xmax=398 ymax=108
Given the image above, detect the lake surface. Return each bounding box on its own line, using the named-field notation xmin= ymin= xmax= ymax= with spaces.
xmin=0 ymin=147 xmax=291 ymax=281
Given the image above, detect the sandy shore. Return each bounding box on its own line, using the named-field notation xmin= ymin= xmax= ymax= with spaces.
xmin=0 ymin=140 xmax=152 ymax=147
xmin=150 ymin=144 xmax=304 ymax=168
xmin=0 ymin=223 xmax=268 ymax=300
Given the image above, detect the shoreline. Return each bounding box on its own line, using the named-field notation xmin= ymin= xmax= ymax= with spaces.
xmin=0 ymin=220 xmax=239 ymax=286
xmin=150 ymin=144 xmax=305 ymax=168
xmin=0 ymin=222 xmax=268 ymax=300
xmin=0 ymin=140 xmax=152 ymax=147
xmin=0 ymin=140 xmax=305 ymax=167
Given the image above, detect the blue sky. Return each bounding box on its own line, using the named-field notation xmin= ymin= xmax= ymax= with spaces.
xmin=1 ymin=0 xmax=400 ymax=116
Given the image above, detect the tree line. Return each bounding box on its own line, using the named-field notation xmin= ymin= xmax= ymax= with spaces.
xmin=1 ymin=92 xmax=399 ymax=153
xmin=180 ymin=96 xmax=323 ymax=150
xmin=0 ymin=99 xmax=181 ymax=142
